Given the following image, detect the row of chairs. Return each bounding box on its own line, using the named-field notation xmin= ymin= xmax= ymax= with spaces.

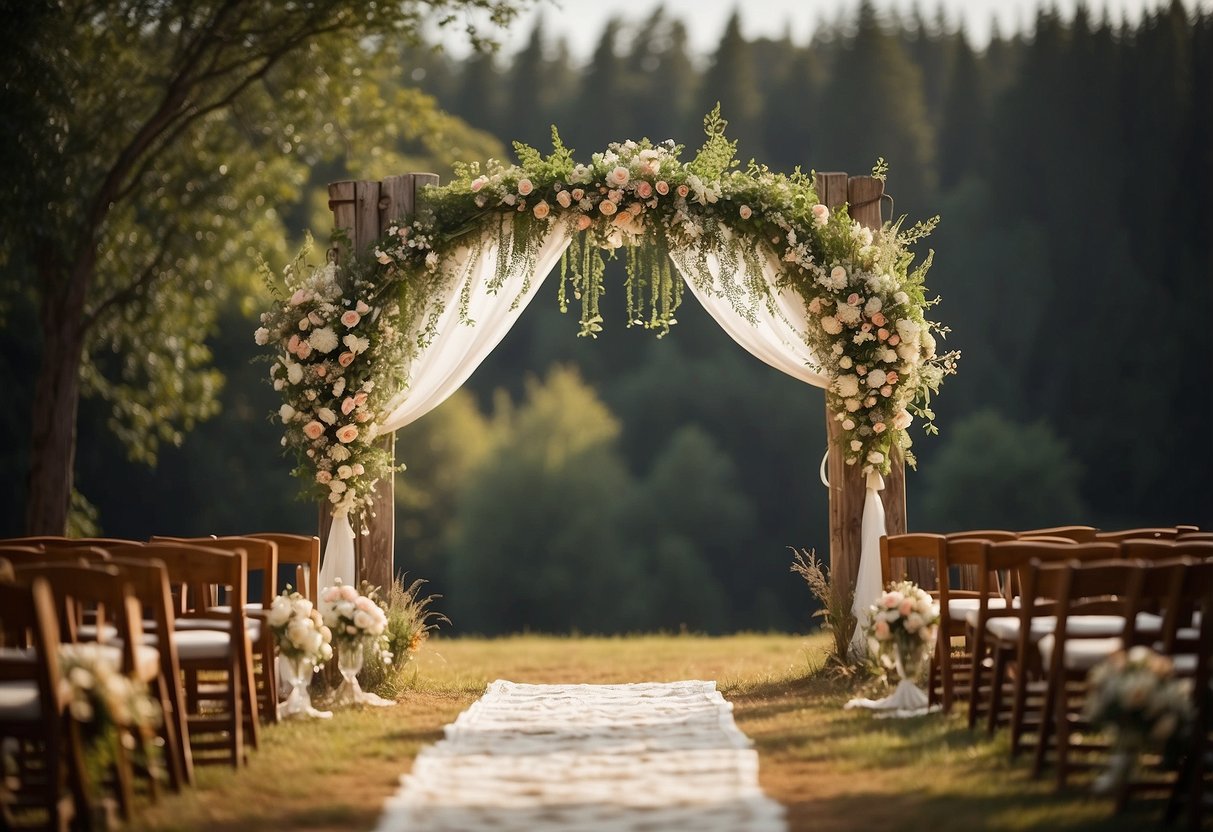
xmin=880 ymin=527 xmax=1211 ymax=827
xmin=0 ymin=533 xmax=321 ymax=830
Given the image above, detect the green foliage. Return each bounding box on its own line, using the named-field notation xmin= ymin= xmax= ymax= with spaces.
xmin=918 ymin=409 xmax=1087 ymax=531
xmin=687 ymin=105 xmax=739 ymax=182
xmin=359 ymin=575 xmax=448 ymax=699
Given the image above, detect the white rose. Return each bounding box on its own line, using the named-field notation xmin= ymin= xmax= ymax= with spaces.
xmin=291 ymin=598 xmax=313 ymax=618
xmin=850 ymin=440 xmax=862 ymax=452
xmin=895 ymin=318 xmax=921 ymax=344
xmin=286 ymin=363 xmax=303 ymax=385
xmin=267 ymin=602 xmax=291 ymax=628
xmin=867 ymin=451 xmax=885 ymax=464
xmin=254 ymin=327 xmax=270 ymax=345
xmin=337 ymin=464 xmax=353 ymax=479
xmin=838 ymin=356 xmax=853 ymax=369
xmin=353 ymin=610 xmax=375 ymax=631
xmin=867 ymin=369 xmax=887 ymax=388
xmin=820 ymin=316 xmax=843 ymax=335
xmin=279 ymin=404 xmax=296 ymax=423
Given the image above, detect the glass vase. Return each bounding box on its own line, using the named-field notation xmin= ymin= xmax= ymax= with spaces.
xmin=331 ymin=641 xmax=394 ymax=708
xmin=278 ymin=653 xmax=332 ymax=720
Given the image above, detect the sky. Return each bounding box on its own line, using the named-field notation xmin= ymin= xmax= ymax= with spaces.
xmin=441 ymin=0 xmax=1213 ymax=60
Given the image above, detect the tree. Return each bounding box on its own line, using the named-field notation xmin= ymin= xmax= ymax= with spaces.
xmin=0 ymin=0 xmax=525 ymax=534
xmin=697 ymin=11 xmax=765 ymax=160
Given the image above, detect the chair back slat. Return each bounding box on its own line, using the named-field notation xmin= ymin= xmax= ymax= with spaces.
xmin=150 ymin=536 xmax=275 ymax=607
xmin=880 ymin=533 xmax=945 ymax=590
xmin=240 ymin=533 xmax=320 ymax=604
xmin=1017 ymin=525 xmax=1097 ymax=542
xmin=1094 ymin=527 xmax=1179 ymax=542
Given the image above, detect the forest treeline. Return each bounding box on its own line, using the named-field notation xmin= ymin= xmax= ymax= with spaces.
xmin=2 ymin=2 xmax=1210 ymax=634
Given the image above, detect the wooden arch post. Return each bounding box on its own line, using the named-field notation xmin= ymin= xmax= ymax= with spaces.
xmin=322 ymin=172 xmax=439 ymax=591
xmin=815 ymin=172 xmax=908 ymax=610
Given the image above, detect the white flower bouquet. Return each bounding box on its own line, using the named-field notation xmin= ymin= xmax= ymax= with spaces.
xmin=266 ymin=589 xmax=333 ymax=667
xmin=59 ymin=643 xmax=162 ymax=733
xmin=862 ymin=580 xmax=939 ymax=682
xmin=1085 ymin=646 xmax=1193 ymax=761
xmin=319 ymin=579 xmax=392 ymax=663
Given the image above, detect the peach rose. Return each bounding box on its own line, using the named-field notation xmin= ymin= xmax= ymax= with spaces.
xmin=556 ymin=191 xmax=572 ymax=208
xmin=289 ymin=288 xmax=311 ymax=306
xmin=356 ymin=300 xmax=370 ymax=315
xmin=885 ymin=372 xmax=899 ymax=384
xmin=599 ymin=200 xmax=618 ymax=216
xmin=315 ymin=365 xmax=328 ymax=377
xmin=533 ymin=200 xmax=551 ymax=219
xmin=516 ymin=178 xmax=534 ymax=196
xmin=739 ymin=204 xmax=752 ymax=220
xmin=880 ymin=385 xmax=893 ymax=397
xmin=288 ymin=334 xmax=301 ymax=353
xmin=341 ymin=397 xmax=356 ymax=415
xmin=874 ymin=619 xmax=891 ymax=640
xmin=353 ymin=391 xmax=368 ymax=406
xmin=676 ymin=184 xmax=690 ymax=198
xmin=607 ymin=166 xmax=630 ymax=187
xmin=635 ymin=180 xmax=653 ymax=199
xmin=871 ymin=312 xmax=887 ymax=327
xmin=296 ymin=342 xmax=312 ymax=360
xmin=335 ymin=425 xmax=359 ymax=444
xmin=847 ymin=293 xmax=861 ymax=306
xmin=655 ymin=181 xmax=670 ymax=196
xmin=576 ymin=214 xmax=592 ymax=231
xmin=338 ymin=351 xmax=355 ymax=367
xmin=571 ymin=188 xmax=584 ymax=201
xmin=316 ymin=470 xmax=333 ymax=484
xmin=303 ymin=421 xmax=325 ymax=440
xmin=877 ymin=328 xmax=890 ymax=341
xmin=873 ymin=422 xmax=887 ymax=433
xmin=888 ymin=334 xmax=901 ymax=346
xmin=341 ymin=310 xmax=361 ymax=327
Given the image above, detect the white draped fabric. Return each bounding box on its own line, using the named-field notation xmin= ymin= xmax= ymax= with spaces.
xmin=320 ymin=225 xmax=887 ymax=656
xmin=668 ymin=246 xmax=887 ymax=656
xmin=318 ymin=223 xmax=574 ymax=590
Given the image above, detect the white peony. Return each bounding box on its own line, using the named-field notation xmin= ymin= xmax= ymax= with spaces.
xmin=279 ymin=404 xmax=296 ymax=423
xmin=254 ymin=327 xmax=270 ymax=346
xmin=328 ymin=444 xmax=351 ymax=462
xmin=309 ymin=327 xmax=338 ymax=354
xmin=835 ymin=374 xmax=861 ymax=398
xmin=337 ymin=464 xmax=353 ymax=480
xmin=286 ymin=362 xmax=303 ymax=385
xmin=820 ymin=316 xmax=843 ymax=335
xmin=835 ymin=304 xmax=861 ymax=326
xmin=864 ymin=296 xmax=882 ymax=316
xmin=867 ymin=369 xmax=888 ymax=388
xmin=895 ymin=318 xmax=921 ymax=344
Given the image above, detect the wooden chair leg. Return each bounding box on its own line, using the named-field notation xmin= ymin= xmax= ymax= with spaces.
xmin=967 ymin=628 xmax=985 ymax=730
xmin=242 ymin=643 xmax=260 ymax=751
xmin=987 ymin=647 xmax=1007 ymax=736
xmin=1033 ymin=675 xmax=1058 ymax=779
xmin=939 ymin=631 xmax=954 ymax=713
xmin=227 ymin=666 xmax=244 ymax=769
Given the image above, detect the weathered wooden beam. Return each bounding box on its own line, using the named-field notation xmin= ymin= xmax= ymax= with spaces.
xmin=816 ymin=171 xmax=907 ymax=618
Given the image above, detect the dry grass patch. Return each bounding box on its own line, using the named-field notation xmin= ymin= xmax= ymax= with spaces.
xmin=129 ymin=633 xmax=1174 ymax=831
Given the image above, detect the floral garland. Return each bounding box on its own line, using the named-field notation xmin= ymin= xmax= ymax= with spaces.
xmin=259 ymin=108 xmax=957 ymax=518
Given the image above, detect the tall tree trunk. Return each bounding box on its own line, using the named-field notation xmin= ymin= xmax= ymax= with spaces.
xmin=25 ymin=253 xmax=89 ymax=535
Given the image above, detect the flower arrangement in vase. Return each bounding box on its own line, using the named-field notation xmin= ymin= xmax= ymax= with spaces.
xmin=266 ymin=589 xmax=334 ymax=719
xmin=845 ymin=580 xmax=940 ymax=715
xmin=319 ymin=579 xmax=394 ymax=707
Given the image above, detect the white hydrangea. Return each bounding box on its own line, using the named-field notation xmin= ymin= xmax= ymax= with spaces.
xmin=835 ymin=374 xmax=861 ymax=398
xmin=821 ymin=316 xmax=843 ymax=335
xmin=836 ymin=304 xmax=861 ymax=326
xmin=867 ymin=369 xmax=888 ymax=388
xmin=309 ymin=327 xmax=338 ymax=354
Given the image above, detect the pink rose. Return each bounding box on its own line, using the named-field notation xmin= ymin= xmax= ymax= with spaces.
xmin=899 ymin=598 xmax=914 ymax=617
xmin=873 ymin=422 xmax=887 ymax=433
xmin=353 ymin=392 xmax=368 ymax=406
xmin=303 ymin=421 xmax=325 ymax=440
xmin=599 ymin=200 xmax=618 ymax=216
xmin=289 ymin=288 xmax=311 ymax=306
xmin=847 ymin=293 xmax=861 ymax=306
xmin=288 ymin=334 xmax=301 ymax=353
xmin=856 ymin=366 xmax=867 ymax=376
xmin=635 ymin=181 xmax=653 ymax=199
xmin=355 ymin=411 xmax=371 ymax=422
xmin=655 ymin=181 xmax=670 ymax=196
xmin=874 ymin=619 xmax=891 ymax=640
xmin=339 ymin=584 xmax=358 ymax=602
xmin=571 ymin=188 xmax=584 ymax=201
xmin=576 ymin=214 xmax=592 ymax=231
xmin=316 ymin=470 xmax=333 ymax=484
xmin=470 ymin=176 xmax=487 ymax=192
xmin=338 ymin=352 xmax=355 ymax=367
xmin=516 ymin=178 xmax=533 ymax=196
xmin=880 ymin=385 xmax=893 ymax=397
xmin=888 ymin=334 xmax=901 ymax=346
xmin=296 ymin=342 xmax=312 ymax=360
xmin=739 ymin=205 xmax=752 ymax=220
xmin=811 ymin=203 xmax=829 ymax=225
xmin=351 ymin=463 xmax=364 ymax=476
xmin=356 ymin=300 xmax=370 ymax=315
xmin=341 ymin=397 xmax=356 ymax=415
xmin=607 ymin=166 xmax=630 ymax=187
xmin=883 ymin=593 xmax=900 ymax=609
xmin=676 ymin=184 xmax=690 ymax=198
xmin=556 ymin=191 xmax=572 ymax=208
xmin=341 ymin=310 xmax=361 ymax=327
xmin=315 ymin=364 xmax=327 ymax=377
xmin=885 ymin=372 xmax=899 ymax=384
xmin=877 ymin=328 xmax=890 ymax=341
xmin=335 ymin=425 xmax=359 ymax=444
xmin=872 ymin=312 xmax=887 ymax=327
xmin=533 ymin=200 xmax=551 ymax=219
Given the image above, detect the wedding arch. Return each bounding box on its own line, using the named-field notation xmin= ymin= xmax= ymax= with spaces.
xmin=257 ymin=114 xmax=957 ymax=648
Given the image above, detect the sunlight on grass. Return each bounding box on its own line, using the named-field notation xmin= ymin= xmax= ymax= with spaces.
xmin=128 ymin=633 xmax=1172 ymax=832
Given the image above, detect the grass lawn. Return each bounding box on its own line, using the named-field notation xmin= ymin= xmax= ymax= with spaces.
xmin=128 ymin=633 xmax=1172 ymax=831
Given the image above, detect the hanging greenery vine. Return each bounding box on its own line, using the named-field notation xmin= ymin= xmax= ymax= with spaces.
xmin=258 ymin=107 xmax=958 ymax=519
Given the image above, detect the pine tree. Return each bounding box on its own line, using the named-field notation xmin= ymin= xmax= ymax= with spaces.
xmin=454 ymin=49 xmax=502 ymax=136
xmin=698 ymin=11 xmax=765 ymax=160
xmin=504 ymin=19 xmax=551 ymax=148
xmin=764 ymin=47 xmax=821 ymax=171
xmin=568 ymin=18 xmax=629 ymax=150
xmin=936 ymin=30 xmax=986 ymax=191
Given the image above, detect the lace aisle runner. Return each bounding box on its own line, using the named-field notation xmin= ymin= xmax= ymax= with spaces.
xmin=375 ymin=680 xmax=787 ymax=831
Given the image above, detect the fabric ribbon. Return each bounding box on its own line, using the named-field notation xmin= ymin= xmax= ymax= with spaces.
xmin=850 ymin=471 xmax=887 ymax=657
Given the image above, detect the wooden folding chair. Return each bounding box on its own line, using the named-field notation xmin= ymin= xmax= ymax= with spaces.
xmin=0 ymin=578 xmax=84 ymax=832
xmin=241 ymin=533 xmax=321 ymax=605
xmin=152 ymin=535 xmax=278 ymax=728
xmin=110 ymin=543 xmax=254 ymax=768
xmin=8 ymin=563 xmax=149 ymax=818
xmin=1164 ymin=560 xmax=1213 ymax=829
xmin=936 ymin=537 xmax=1008 ymax=713
xmin=1032 ymin=559 xmax=1146 ymax=787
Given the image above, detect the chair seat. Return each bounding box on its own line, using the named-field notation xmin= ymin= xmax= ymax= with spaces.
xmin=948 ymin=597 xmax=1010 ymax=620
xmin=1038 ymin=633 xmax=1123 ymax=671
xmin=0 ymin=647 xmax=35 ymax=663
xmin=974 ymin=613 xmax=1162 ymax=643
xmin=77 ymin=623 xmax=158 ymax=646
xmin=0 ymin=681 xmax=40 ymax=721
xmin=172 ymin=629 xmax=235 ymax=661
xmin=175 ymin=617 xmax=261 ymax=642
xmin=212 ymin=604 xmax=264 ymax=614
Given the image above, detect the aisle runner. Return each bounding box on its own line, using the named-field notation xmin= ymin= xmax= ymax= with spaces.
xmin=375 ymin=680 xmax=787 ymax=831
